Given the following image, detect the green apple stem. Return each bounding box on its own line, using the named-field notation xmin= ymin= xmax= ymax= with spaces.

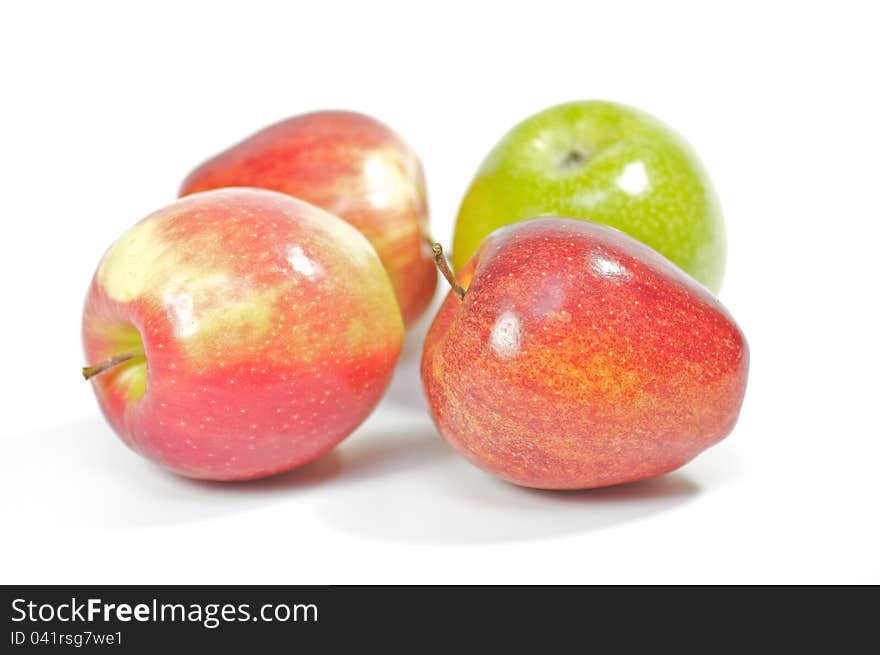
xmin=82 ymin=352 xmax=143 ymax=381
xmin=432 ymin=243 xmax=465 ymax=301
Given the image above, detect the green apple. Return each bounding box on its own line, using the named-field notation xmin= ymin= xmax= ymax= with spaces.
xmin=452 ymin=100 xmax=725 ymax=291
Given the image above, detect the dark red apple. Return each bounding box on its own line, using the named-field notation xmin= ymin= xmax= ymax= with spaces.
xmin=421 ymin=218 xmax=748 ymax=489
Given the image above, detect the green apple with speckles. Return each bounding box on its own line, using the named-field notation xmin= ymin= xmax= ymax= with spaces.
xmin=452 ymin=101 xmax=726 ymax=291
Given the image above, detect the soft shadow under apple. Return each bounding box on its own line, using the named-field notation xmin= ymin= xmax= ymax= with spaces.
xmin=4 ymin=415 xmax=701 ymax=540
xmin=1 ymin=418 xmax=348 ymax=528
xmin=315 ymin=431 xmax=702 ymax=545
xmin=1 ymin=415 xmax=447 ymax=529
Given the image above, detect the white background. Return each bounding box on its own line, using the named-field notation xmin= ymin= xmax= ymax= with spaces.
xmin=1 ymin=1 xmax=878 ymax=584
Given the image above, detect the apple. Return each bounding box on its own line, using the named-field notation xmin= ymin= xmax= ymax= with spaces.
xmin=453 ymin=100 xmax=726 ymax=292
xmin=180 ymin=110 xmax=437 ymax=325
xmin=422 ymin=218 xmax=748 ymax=490
xmin=82 ymin=188 xmax=403 ymax=481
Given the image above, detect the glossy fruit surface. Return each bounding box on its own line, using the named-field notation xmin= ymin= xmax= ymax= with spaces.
xmin=83 ymin=188 xmax=403 ymax=480
xmin=453 ymin=101 xmax=725 ymax=291
xmin=180 ymin=110 xmax=436 ymax=325
xmin=423 ymin=218 xmax=747 ymax=489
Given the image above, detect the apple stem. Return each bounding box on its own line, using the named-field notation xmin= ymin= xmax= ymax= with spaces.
xmin=82 ymin=352 xmax=143 ymax=380
xmin=431 ymin=243 xmax=465 ymax=301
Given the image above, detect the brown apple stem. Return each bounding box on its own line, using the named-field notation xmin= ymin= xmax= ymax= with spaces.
xmin=432 ymin=243 xmax=465 ymax=301
xmin=82 ymin=352 xmax=143 ymax=380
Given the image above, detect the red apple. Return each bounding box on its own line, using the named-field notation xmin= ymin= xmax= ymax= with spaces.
xmin=179 ymin=110 xmax=437 ymax=326
xmin=82 ymin=188 xmax=403 ymax=480
xmin=421 ymin=218 xmax=748 ymax=489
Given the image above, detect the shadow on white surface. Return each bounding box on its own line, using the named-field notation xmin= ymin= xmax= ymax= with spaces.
xmin=318 ymin=435 xmax=701 ymax=544
xmin=1 ymin=417 xmax=347 ymax=528
xmin=3 ymin=415 xmax=700 ymax=543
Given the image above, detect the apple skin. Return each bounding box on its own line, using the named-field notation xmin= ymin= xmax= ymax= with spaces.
xmin=179 ymin=110 xmax=437 ymax=326
xmin=82 ymin=188 xmax=403 ymax=481
xmin=422 ymin=218 xmax=748 ymax=490
xmin=453 ymin=101 xmax=725 ymax=292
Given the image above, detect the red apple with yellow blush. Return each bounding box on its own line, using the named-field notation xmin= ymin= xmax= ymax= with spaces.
xmin=422 ymin=218 xmax=748 ymax=490
xmin=82 ymin=188 xmax=403 ymax=481
xmin=179 ymin=110 xmax=437 ymax=326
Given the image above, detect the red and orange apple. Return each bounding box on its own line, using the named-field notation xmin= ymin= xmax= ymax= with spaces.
xmin=180 ymin=110 xmax=437 ymax=325
xmin=422 ymin=218 xmax=748 ymax=489
xmin=82 ymin=188 xmax=403 ymax=480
